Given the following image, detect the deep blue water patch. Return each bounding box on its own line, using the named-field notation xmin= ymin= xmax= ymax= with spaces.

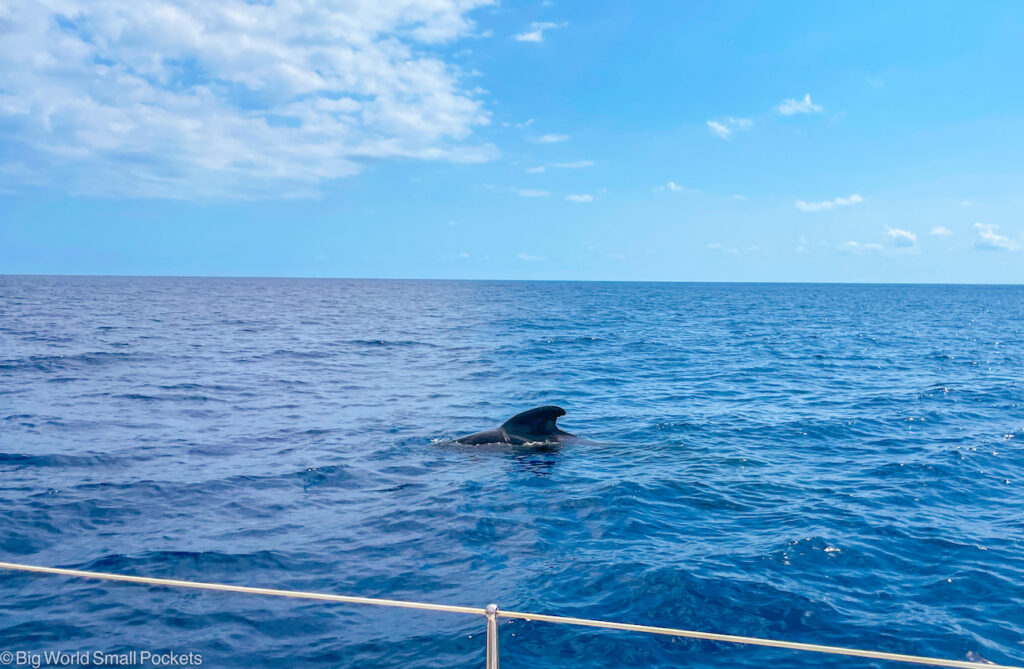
xmin=1 ymin=276 xmax=1023 ymax=668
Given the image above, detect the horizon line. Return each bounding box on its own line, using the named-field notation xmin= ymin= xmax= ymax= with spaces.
xmin=2 ymin=273 xmax=1023 ymax=288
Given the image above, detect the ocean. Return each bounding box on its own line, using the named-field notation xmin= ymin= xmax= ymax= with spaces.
xmin=1 ymin=276 xmax=1022 ymax=668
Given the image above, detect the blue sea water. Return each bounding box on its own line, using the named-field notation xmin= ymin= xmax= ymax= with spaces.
xmin=1 ymin=275 xmax=1023 ymax=668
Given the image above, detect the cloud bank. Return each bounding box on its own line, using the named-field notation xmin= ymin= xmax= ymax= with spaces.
xmin=837 ymin=241 xmax=883 ymax=254
xmin=533 ymin=133 xmax=570 ymax=143
xmin=973 ymin=223 xmax=1020 ymax=251
xmin=707 ymin=117 xmax=752 ymax=139
xmin=513 ymin=21 xmax=564 ymax=42
xmin=776 ymin=94 xmax=823 ymax=115
xmin=885 ymin=225 xmax=917 ymax=248
xmin=795 ymin=194 xmax=864 ymax=212
xmin=0 ymin=0 xmax=496 ymax=199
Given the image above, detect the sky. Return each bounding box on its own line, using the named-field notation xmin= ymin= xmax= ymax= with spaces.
xmin=1 ymin=0 xmax=1023 ymax=283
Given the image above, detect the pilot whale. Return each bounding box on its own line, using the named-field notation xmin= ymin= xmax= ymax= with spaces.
xmin=455 ymin=406 xmax=574 ymax=445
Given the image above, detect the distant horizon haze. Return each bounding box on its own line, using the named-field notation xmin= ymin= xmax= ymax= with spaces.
xmin=2 ymin=273 xmax=1024 ymax=287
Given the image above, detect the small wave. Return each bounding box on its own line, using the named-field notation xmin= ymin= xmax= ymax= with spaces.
xmin=0 ymin=452 xmax=125 ymax=468
xmin=347 ymin=339 xmax=439 ymax=348
xmin=113 ymin=392 xmax=223 ymax=403
xmin=79 ymin=549 xmax=295 ymax=575
xmin=0 ymin=350 xmax=148 ymax=373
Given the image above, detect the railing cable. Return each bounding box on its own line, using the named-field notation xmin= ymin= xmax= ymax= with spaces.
xmin=1 ymin=561 xmax=1020 ymax=669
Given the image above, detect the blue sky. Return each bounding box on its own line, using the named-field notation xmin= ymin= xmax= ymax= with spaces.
xmin=2 ymin=1 xmax=1023 ymax=282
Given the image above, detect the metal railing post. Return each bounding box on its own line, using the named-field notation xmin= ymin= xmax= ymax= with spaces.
xmin=485 ymin=603 xmax=499 ymax=669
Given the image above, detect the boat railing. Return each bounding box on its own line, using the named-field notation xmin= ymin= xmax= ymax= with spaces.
xmin=0 ymin=562 xmax=1018 ymax=669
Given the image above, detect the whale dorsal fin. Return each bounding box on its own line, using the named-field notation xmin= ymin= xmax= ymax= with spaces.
xmin=501 ymin=405 xmax=569 ymax=438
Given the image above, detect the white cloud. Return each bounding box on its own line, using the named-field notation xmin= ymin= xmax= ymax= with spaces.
xmin=708 ymin=243 xmax=757 ymax=256
xmin=0 ymin=0 xmax=496 ymax=199
xmin=837 ymin=241 xmax=884 ymax=254
xmin=776 ymin=94 xmax=823 ymax=115
xmin=973 ymin=223 xmax=1020 ymax=251
xmin=565 ymin=193 xmax=593 ymax=202
xmin=655 ymin=181 xmax=699 ymax=193
xmin=930 ymin=226 xmax=953 ymax=236
xmin=961 ymin=200 xmax=972 ymax=207
xmin=707 ymin=117 xmax=752 ymax=139
xmin=533 ymin=133 xmax=570 ymax=143
xmin=732 ymin=194 xmax=747 ymax=200
xmin=866 ymin=78 xmax=884 ymax=88
xmin=795 ymin=194 xmax=864 ymax=212
xmin=513 ymin=22 xmax=564 ymax=42
xmin=517 ymin=189 xmax=549 ymax=198
xmin=707 ymin=122 xmax=730 ymax=139
xmin=885 ymin=225 xmax=917 ymax=248
xmin=502 ymin=118 xmax=534 ymax=129
xmin=517 ymin=252 xmax=547 ymax=261
xmin=525 ymin=160 xmax=590 ymax=173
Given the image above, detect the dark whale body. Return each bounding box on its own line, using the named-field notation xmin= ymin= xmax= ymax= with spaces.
xmin=455 ymin=406 xmax=573 ymax=445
